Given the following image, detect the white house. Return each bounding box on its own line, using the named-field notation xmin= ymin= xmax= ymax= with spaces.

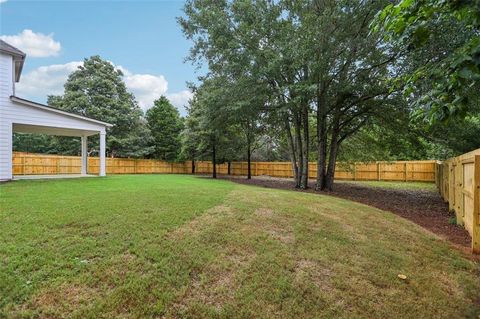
xmin=0 ymin=40 xmax=112 ymax=181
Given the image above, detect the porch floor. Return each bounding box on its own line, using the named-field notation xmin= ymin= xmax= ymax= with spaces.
xmin=13 ymin=174 xmax=97 ymax=180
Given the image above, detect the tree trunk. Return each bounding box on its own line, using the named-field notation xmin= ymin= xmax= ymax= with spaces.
xmin=316 ymin=94 xmax=328 ymax=191
xmin=191 ymin=159 xmax=195 ymax=174
xmin=325 ymin=117 xmax=341 ymax=191
xmin=228 ymin=161 xmax=231 ymax=175
xmin=212 ymin=143 xmax=217 ymax=179
xmin=293 ymin=112 xmax=303 ymax=188
xmin=247 ymin=138 xmax=252 ymax=179
xmin=285 ymin=117 xmax=299 ymax=185
xmin=300 ymin=103 xmax=309 ymax=189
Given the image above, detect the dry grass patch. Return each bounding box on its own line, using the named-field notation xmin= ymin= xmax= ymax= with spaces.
xmin=167 ymin=246 xmax=257 ymax=317
xmin=254 ymin=207 xmax=275 ymax=217
xmin=253 ymin=207 xmax=295 ymax=244
xmin=294 ymin=259 xmax=334 ymax=289
xmin=21 ymin=283 xmax=101 ymax=318
xmin=167 ymin=204 xmax=233 ymax=240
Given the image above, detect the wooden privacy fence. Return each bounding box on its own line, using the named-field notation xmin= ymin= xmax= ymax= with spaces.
xmin=12 ymin=152 xmax=436 ymax=182
xmin=12 ymin=152 xmax=191 ymax=175
xmin=436 ymin=148 xmax=480 ymax=253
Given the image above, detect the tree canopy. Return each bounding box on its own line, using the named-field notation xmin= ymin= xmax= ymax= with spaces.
xmin=179 ymin=0 xmax=401 ymax=189
xmin=176 ymin=0 xmax=480 ymax=190
xmin=14 ymin=56 xmax=154 ymax=158
xmin=376 ymin=0 xmax=480 ymax=122
xmin=48 ymin=56 xmax=152 ymax=158
xmin=146 ymin=96 xmax=184 ymax=161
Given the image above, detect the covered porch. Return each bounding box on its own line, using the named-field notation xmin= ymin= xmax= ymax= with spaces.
xmin=0 ymin=96 xmax=112 ymax=181
xmin=12 ymin=123 xmax=107 ymax=178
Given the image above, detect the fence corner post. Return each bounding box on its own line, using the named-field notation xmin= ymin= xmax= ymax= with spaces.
xmin=472 ymin=155 xmax=480 ymax=253
xmin=22 ymin=154 xmax=26 ymax=175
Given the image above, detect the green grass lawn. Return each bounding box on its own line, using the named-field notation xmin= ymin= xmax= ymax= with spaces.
xmin=1 ymin=175 xmax=479 ymax=318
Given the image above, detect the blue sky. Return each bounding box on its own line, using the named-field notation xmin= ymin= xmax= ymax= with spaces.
xmin=0 ymin=0 xmax=199 ymax=115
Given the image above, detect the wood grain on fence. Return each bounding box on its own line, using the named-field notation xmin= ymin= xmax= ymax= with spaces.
xmin=12 ymin=152 xmax=436 ymax=182
xmin=436 ymin=148 xmax=480 ymax=253
xmin=12 ymin=152 xmax=82 ymax=175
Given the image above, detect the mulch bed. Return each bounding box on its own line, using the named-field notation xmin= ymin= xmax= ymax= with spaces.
xmin=218 ymin=175 xmax=472 ymax=250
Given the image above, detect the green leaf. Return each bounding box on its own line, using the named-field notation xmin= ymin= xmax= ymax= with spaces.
xmin=412 ymin=25 xmax=430 ymax=46
xmin=458 ymin=66 xmax=475 ymax=79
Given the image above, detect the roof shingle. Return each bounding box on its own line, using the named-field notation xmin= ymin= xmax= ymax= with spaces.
xmin=0 ymin=39 xmax=26 ymax=57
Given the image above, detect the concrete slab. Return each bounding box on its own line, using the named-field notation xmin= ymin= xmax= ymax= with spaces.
xmin=13 ymin=174 xmax=97 ymax=180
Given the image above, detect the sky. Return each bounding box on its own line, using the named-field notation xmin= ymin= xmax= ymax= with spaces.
xmin=0 ymin=0 xmax=200 ymax=115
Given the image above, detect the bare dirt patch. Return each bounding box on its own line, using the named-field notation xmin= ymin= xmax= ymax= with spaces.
xmin=219 ymin=176 xmax=471 ymax=249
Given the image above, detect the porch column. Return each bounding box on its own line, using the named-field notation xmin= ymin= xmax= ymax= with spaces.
xmin=99 ymin=131 xmax=106 ymax=176
xmin=81 ymin=135 xmax=87 ymax=175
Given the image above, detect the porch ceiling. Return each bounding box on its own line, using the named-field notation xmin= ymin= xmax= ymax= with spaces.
xmin=13 ymin=123 xmax=101 ymax=137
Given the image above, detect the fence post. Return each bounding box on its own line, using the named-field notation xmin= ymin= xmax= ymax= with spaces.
xmin=473 ymin=156 xmax=480 ymax=253
xmin=449 ymin=163 xmax=455 ymax=212
xmin=458 ymin=162 xmax=465 ymax=223
xmin=353 ymin=163 xmax=356 ymax=181
xmin=377 ymin=162 xmax=380 ymax=181
xmin=405 ymin=162 xmax=408 ymax=182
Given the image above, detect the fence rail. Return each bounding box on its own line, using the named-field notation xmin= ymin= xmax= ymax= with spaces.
xmin=436 ymin=148 xmax=480 ymax=253
xmin=12 ymin=152 xmax=436 ymax=182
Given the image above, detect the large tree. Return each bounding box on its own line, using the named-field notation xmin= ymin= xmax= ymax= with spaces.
xmin=48 ymin=56 xmax=152 ymax=158
xmin=180 ymin=0 xmax=397 ymax=190
xmin=146 ymin=96 xmax=184 ymax=161
xmin=292 ymin=0 xmax=398 ymax=190
xmin=184 ymin=78 xmax=244 ymax=178
xmin=180 ymin=0 xmax=311 ymax=187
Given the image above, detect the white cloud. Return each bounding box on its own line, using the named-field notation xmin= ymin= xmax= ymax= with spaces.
xmin=119 ymin=66 xmax=192 ymax=114
xmin=167 ymin=90 xmax=193 ymax=115
xmin=0 ymin=0 xmax=8 ymax=3
xmin=16 ymin=61 xmax=192 ymax=115
xmin=0 ymin=29 xmax=61 ymax=57
xmin=16 ymin=61 xmax=82 ymax=97
xmin=120 ymin=69 xmax=169 ymax=110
